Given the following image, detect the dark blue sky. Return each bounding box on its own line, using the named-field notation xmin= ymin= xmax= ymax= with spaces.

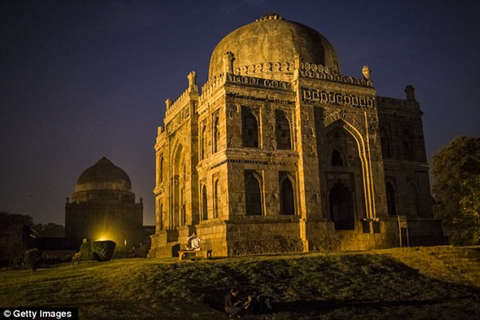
xmin=1 ymin=0 xmax=479 ymax=226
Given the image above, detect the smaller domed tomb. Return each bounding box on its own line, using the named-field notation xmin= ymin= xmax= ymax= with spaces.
xmin=65 ymin=157 xmax=144 ymax=248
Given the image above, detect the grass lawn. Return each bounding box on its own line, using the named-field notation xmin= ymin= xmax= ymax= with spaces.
xmin=1 ymin=247 xmax=479 ymax=319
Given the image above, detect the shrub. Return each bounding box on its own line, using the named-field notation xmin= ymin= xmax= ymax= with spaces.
xmin=79 ymin=241 xmax=95 ymax=261
xmin=91 ymin=240 xmax=116 ymax=261
xmin=79 ymin=240 xmax=116 ymax=261
xmin=23 ymin=248 xmax=43 ymax=271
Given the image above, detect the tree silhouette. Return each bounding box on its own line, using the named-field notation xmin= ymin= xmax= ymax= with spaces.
xmin=432 ymin=136 xmax=480 ymax=245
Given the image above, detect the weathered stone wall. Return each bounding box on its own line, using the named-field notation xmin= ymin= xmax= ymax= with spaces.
xmin=383 ymin=163 xmax=433 ymax=218
xmin=225 ymin=218 xmax=303 ymax=256
xmin=378 ymin=92 xmax=434 ymax=218
xmin=381 ymin=218 xmax=447 ymax=247
xmin=196 ymin=221 xmax=228 ymax=257
xmin=305 ymin=219 xmax=394 ymax=251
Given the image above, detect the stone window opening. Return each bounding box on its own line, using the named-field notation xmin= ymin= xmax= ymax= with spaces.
xmin=172 ymin=176 xmax=180 ymax=228
xmin=157 ymin=201 xmax=163 ymax=231
xmin=200 ymin=124 xmax=207 ymax=160
xmin=158 ymin=155 xmax=164 ymax=183
xmin=183 ymin=162 xmax=186 ymax=182
xmin=245 ymin=170 xmax=263 ymax=215
xmin=202 ymin=185 xmax=208 ymax=220
xmin=275 ymin=109 xmax=291 ymax=150
xmin=213 ymin=115 xmax=220 ymax=153
xmin=180 ymin=188 xmax=186 ymax=226
xmin=242 ymin=106 xmax=259 ymax=148
xmin=386 ymin=181 xmax=397 ymax=216
xmin=279 ymin=172 xmax=295 ymax=215
xmin=214 ymin=179 xmax=220 ymax=218
xmin=331 ymin=149 xmax=344 ymax=166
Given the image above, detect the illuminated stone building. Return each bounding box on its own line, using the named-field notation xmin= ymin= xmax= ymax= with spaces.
xmin=149 ymin=14 xmax=445 ymax=257
xmin=65 ymin=157 xmax=144 ymax=248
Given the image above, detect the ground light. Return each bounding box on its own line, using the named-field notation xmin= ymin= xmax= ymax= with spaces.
xmin=96 ymin=234 xmax=112 ymax=241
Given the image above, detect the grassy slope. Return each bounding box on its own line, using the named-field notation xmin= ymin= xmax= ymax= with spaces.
xmin=1 ymin=248 xmax=479 ymax=320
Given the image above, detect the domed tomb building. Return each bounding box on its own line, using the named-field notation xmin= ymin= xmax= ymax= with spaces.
xmin=65 ymin=157 xmax=144 ymax=248
xmin=149 ymin=14 xmax=445 ymax=257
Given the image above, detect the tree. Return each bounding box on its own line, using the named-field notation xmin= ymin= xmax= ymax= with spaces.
xmin=0 ymin=211 xmax=34 ymax=228
xmin=23 ymin=248 xmax=43 ymax=271
xmin=432 ymin=136 xmax=480 ymax=245
xmin=0 ymin=212 xmax=65 ymax=267
xmin=0 ymin=211 xmax=36 ymax=266
xmin=33 ymin=223 xmax=65 ymax=237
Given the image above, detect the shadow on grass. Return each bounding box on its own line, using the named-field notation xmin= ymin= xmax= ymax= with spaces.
xmin=198 ymin=254 xmax=480 ymax=318
xmin=203 ymin=295 xmax=480 ymax=318
xmin=274 ymin=297 xmax=478 ymax=312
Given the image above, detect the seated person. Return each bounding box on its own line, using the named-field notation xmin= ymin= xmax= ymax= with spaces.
xmin=243 ymin=295 xmax=255 ymax=311
xmin=225 ymin=288 xmax=243 ymax=318
xmin=186 ymin=233 xmax=202 ymax=251
xmin=245 ymin=291 xmax=273 ymax=313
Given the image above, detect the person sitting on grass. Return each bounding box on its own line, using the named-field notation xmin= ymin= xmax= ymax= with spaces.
xmin=244 ymin=291 xmax=273 ymax=314
xmin=186 ymin=233 xmax=202 ymax=251
xmin=225 ymin=288 xmax=244 ymax=319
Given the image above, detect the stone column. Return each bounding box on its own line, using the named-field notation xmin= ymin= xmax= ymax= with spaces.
xmin=293 ymin=79 xmax=322 ymax=252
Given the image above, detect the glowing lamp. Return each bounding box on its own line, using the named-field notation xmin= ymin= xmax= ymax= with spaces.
xmin=97 ymin=234 xmax=111 ymax=241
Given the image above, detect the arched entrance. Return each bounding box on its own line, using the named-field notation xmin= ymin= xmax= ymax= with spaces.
xmin=329 ymin=180 xmax=355 ymax=230
xmin=321 ymin=121 xmax=366 ymax=230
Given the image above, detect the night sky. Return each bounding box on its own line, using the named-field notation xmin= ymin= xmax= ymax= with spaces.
xmin=1 ymin=0 xmax=479 ymax=226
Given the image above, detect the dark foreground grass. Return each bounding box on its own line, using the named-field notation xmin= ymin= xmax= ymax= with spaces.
xmin=1 ymin=249 xmax=479 ymax=319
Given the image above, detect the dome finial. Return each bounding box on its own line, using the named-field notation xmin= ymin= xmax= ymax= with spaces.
xmin=256 ymin=13 xmax=283 ymax=22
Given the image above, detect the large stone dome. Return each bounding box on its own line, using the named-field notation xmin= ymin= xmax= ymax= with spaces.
xmin=74 ymin=157 xmax=132 ymax=192
xmin=208 ymin=13 xmax=340 ymax=80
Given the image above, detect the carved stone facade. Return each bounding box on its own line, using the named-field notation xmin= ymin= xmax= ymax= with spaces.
xmin=149 ymin=14 xmax=445 ymax=258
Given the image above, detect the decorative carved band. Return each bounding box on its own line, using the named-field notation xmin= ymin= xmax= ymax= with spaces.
xmin=233 ymin=61 xmax=295 ymax=76
xmin=211 ymin=158 xmax=297 ymax=170
xmin=226 ymin=92 xmax=294 ymax=105
xmin=299 ymin=62 xmax=372 ymax=87
xmin=302 ymin=88 xmax=375 ymax=109
xmin=226 ymin=73 xmax=292 ymax=90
